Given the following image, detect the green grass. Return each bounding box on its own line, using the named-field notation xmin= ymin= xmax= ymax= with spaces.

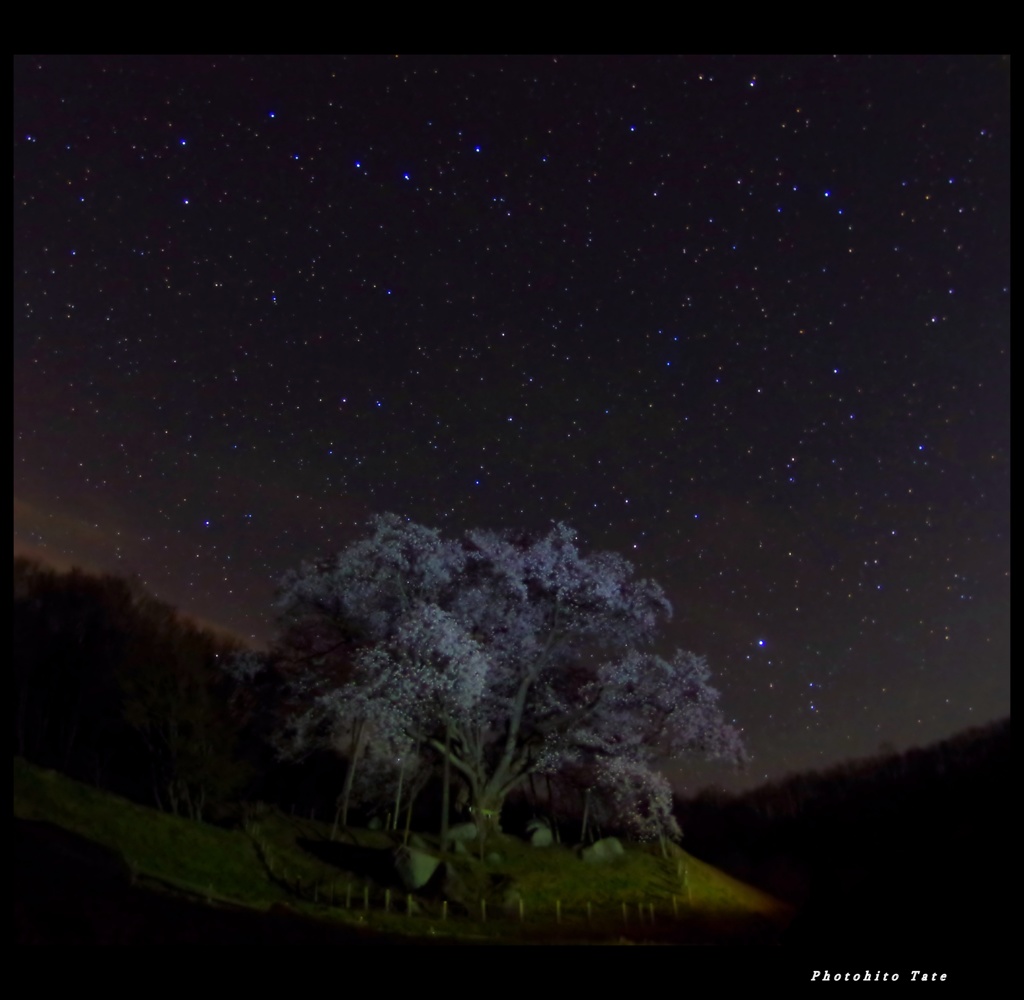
xmin=14 ymin=757 xmax=279 ymax=906
xmin=14 ymin=758 xmax=794 ymax=943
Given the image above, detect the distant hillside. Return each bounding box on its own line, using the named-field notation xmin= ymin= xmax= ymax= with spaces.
xmin=675 ymin=718 xmax=1012 ymax=948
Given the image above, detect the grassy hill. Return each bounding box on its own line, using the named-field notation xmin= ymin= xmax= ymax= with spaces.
xmin=14 ymin=758 xmax=793 ymax=944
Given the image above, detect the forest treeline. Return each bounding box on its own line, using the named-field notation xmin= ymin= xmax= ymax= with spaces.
xmin=13 ymin=557 xmax=254 ymax=820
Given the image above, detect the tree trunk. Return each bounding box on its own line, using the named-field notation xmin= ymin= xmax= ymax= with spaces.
xmin=393 ymin=756 xmax=406 ymax=831
xmin=528 ymin=772 xmax=539 ymax=814
xmin=331 ymin=796 xmax=344 ymax=841
xmin=472 ymin=786 xmax=507 ymax=855
xmin=335 ymin=718 xmax=366 ymax=835
xmin=403 ymin=799 xmax=414 ymax=846
xmin=545 ymin=773 xmax=560 ymax=844
xmin=440 ymin=721 xmax=452 ymax=848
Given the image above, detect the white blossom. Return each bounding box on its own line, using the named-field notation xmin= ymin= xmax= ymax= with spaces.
xmin=248 ymin=514 xmax=743 ymax=838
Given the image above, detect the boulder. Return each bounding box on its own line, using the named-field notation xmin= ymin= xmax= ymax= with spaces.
xmin=501 ymin=882 xmax=525 ymax=917
xmin=441 ymin=862 xmax=473 ymax=908
xmin=445 ymin=822 xmax=479 ymax=846
xmin=525 ymin=818 xmax=553 ymax=847
xmin=393 ymin=844 xmax=441 ymax=890
xmin=580 ymin=836 xmax=625 ymax=864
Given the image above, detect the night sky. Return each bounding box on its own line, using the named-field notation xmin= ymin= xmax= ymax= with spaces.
xmin=13 ymin=55 xmax=1010 ymax=793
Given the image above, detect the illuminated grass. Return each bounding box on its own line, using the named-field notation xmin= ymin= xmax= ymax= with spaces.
xmin=14 ymin=758 xmax=278 ymax=906
xmin=15 ymin=758 xmax=793 ymax=943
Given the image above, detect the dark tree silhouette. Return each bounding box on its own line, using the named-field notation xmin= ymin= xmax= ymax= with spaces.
xmin=118 ymin=597 xmax=249 ymax=820
xmin=14 ymin=558 xmax=248 ymax=817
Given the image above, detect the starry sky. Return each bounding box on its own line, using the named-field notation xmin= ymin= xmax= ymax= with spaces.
xmin=13 ymin=55 xmax=1010 ymax=793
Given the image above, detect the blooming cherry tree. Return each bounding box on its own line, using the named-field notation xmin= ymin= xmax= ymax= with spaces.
xmin=259 ymin=514 xmax=743 ymax=841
